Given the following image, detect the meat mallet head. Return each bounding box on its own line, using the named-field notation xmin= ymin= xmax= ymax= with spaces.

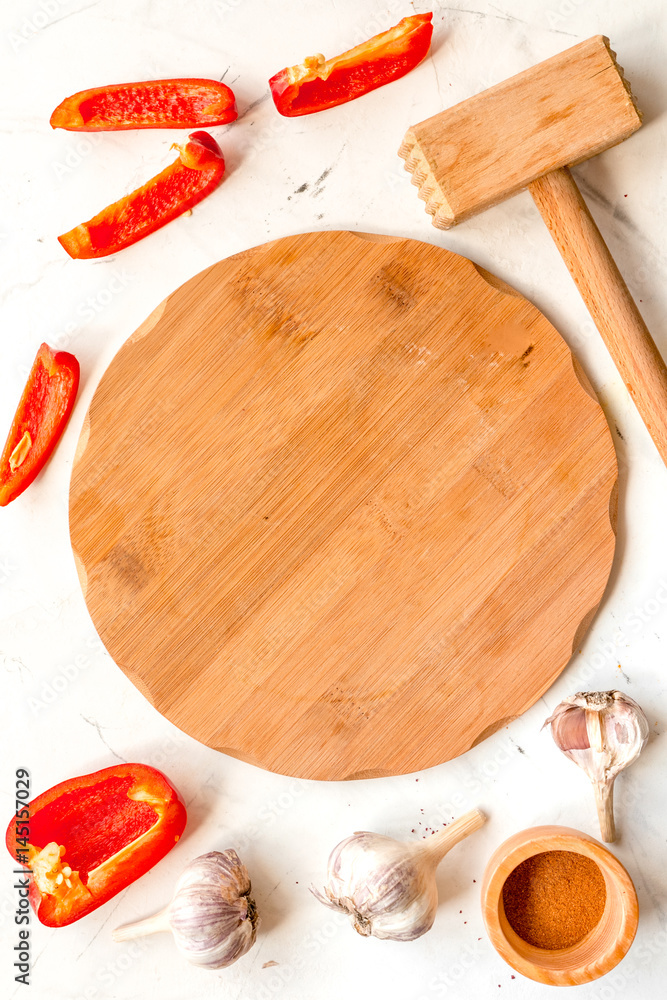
xmin=399 ymin=36 xmax=642 ymax=229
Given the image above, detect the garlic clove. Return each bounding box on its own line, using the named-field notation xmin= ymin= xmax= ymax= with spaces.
xmin=311 ymin=808 xmax=485 ymax=942
xmin=113 ymin=849 xmax=258 ymax=970
xmin=545 ymin=690 xmax=649 ymax=842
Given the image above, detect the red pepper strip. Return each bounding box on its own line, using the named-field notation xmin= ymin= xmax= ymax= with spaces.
xmin=58 ymin=130 xmax=224 ymax=259
xmin=6 ymin=763 xmax=187 ymax=927
xmin=269 ymin=12 xmax=433 ymax=117
xmin=0 ymin=344 xmax=79 ymax=507
xmin=50 ymin=78 xmax=237 ymax=131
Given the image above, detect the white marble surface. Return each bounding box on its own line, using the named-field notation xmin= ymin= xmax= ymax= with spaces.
xmin=1 ymin=1 xmax=666 ymax=997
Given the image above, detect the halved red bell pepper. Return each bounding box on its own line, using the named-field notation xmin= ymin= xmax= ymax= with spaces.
xmin=50 ymin=78 xmax=237 ymax=131
xmin=0 ymin=343 xmax=79 ymax=507
xmin=269 ymin=12 xmax=433 ymax=117
xmin=58 ymin=130 xmax=225 ymax=259
xmin=6 ymin=763 xmax=187 ymax=927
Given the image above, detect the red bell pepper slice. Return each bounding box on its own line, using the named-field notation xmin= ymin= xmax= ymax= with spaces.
xmin=50 ymin=78 xmax=237 ymax=131
xmin=0 ymin=343 xmax=79 ymax=507
xmin=58 ymin=130 xmax=225 ymax=259
xmin=6 ymin=763 xmax=187 ymax=927
xmin=269 ymin=12 xmax=433 ymax=117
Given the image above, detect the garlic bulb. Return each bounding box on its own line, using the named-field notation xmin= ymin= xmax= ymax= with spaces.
xmin=311 ymin=808 xmax=485 ymax=941
xmin=544 ymin=690 xmax=649 ymax=842
xmin=113 ymin=850 xmax=258 ymax=969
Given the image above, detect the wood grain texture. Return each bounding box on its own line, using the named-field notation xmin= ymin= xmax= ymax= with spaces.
xmin=399 ymin=35 xmax=641 ymax=228
xmin=481 ymin=826 xmax=639 ymax=985
xmin=69 ymin=231 xmax=617 ymax=779
xmin=529 ymin=167 xmax=667 ymax=465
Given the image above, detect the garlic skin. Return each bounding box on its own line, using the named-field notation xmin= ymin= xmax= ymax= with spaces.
xmin=311 ymin=808 xmax=485 ymax=941
xmin=545 ymin=690 xmax=649 ymax=842
xmin=113 ymin=850 xmax=258 ymax=970
xmin=168 ymin=851 xmax=258 ymax=968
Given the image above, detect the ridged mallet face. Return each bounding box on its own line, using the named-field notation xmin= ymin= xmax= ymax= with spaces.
xmin=399 ymin=35 xmax=642 ymax=229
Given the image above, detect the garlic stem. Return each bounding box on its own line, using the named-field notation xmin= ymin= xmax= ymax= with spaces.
xmin=417 ymin=808 xmax=486 ymax=866
xmin=112 ymin=906 xmax=171 ymax=942
xmin=545 ymin=690 xmax=648 ymax=843
xmin=594 ymin=779 xmax=616 ymax=843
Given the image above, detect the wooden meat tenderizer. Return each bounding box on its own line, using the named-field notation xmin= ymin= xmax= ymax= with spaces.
xmin=400 ymin=36 xmax=667 ymax=464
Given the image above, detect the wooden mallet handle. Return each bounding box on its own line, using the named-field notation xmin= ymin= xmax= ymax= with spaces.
xmin=529 ymin=167 xmax=667 ymax=463
xmin=528 ymin=167 xmax=667 ymax=464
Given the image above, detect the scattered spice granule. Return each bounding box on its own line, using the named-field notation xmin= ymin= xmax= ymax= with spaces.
xmin=262 ymin=961 xmax=279 ymax=969
xmin=502 ymin=851 xmax=606 ymax=949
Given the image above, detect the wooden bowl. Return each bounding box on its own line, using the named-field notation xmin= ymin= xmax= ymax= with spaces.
xmin=481 ymin=826 xmax=638 ymax=986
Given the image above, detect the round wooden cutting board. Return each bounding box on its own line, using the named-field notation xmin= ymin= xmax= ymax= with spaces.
xmin=69 ymin=231 xmax=617 ymax=780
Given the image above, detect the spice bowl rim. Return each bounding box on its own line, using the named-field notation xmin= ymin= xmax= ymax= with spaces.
xmin=481 ymin=824 xmax=639 ymax=987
